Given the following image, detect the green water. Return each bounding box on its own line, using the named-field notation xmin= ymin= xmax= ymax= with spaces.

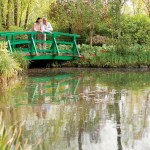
xmin=0 ymin=68 xmax=150 ymax=150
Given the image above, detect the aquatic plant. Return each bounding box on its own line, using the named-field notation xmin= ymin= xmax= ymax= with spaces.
xmin=0 ymin=112 xmax=41 ymax=150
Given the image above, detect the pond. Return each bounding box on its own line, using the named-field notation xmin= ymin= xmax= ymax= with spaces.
xmin=0 ymin=68 xmax=150 ymax=150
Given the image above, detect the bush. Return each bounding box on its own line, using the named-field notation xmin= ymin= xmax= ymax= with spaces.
xmin=8 ymin=26 xmax=24 ymax=32
xmin=121 ymin=15 xmax=150 ymax=45
xmin=0 ymin=42 xmax=29 ymax=82
xmin=64 ymin=44 xmax=150 ymax=68
xmin=12 ymin=52 xmax=29 ymax=70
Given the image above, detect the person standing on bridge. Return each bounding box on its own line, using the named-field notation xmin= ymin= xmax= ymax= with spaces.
xmin=33 ymin=17 xmax=43 ymax=49
xmin=41 ymin=17 xmax=53 ymax=49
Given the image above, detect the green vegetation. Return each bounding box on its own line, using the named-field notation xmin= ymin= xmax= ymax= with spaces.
xmin=0 ymin=112 xmax=41 ymax=150
xmin=0 ymin=0 xmax=150 ymax=68
xmin=0 ymin=111 xmax=24 ymax=150
xmin=0 ymin=42 xmax=29 ymax=82
xmin=49 ymin=1 xmax=150 ymax=67
xmin=62 ymin=44 xmax=150 ymax=68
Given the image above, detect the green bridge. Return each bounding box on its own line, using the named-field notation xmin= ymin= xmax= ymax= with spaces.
xmin=0 ymin=31 xmax=80 ymax=61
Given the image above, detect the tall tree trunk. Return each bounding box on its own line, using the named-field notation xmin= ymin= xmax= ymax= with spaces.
xmin=0 ymin=1 xmax=5 ymax=27
xmin=89 ymin=23 xmax=94 ymax=48
xmin=19 ymin=1 xmax=23 ymax=27
xmin=145 ymin=0 xmax=150 ymax=17
xmin=24 ymin=5 xmax=29 ymax=29
xmin=24 ymin=0 xmax=32 ymax=29
xmin=14 ymin=0 xmax=18 ymax=26
xmin=90 ymin=30 xmax=93 ymax=48
xmin=132 ymin=0 xmax=136 ymax=15
xmin=6 ymin=0 xmax=11 ymax=29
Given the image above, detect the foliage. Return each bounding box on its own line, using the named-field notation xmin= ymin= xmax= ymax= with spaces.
xmin=121 ymin=15 xmax=150 ymax=45
xmin=49 ymin=1 xmax=150 ymax=49
xmin=0 ymin=112 xmax=41 ymax=150
xmin=12 ymin=52 xmax=29 ymax=70
xmin=8 ymin=26 xmax=25 ymax=32
xmin=63 ymin=44 xmax=150 ymax=68
xmin=49 ymin=0 xmax=104 ymax=45
xmin=0 ymin=42 xmax=29 ymax=82
xmin=0 ymin=42 xmax=21 ymax=81
xmin=0 ymin=0 xmax=55 ymax=30
xmin=0 ymin=0 xmax=150 ymax=68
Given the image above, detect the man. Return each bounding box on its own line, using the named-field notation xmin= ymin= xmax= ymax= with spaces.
xmin=42 ymin=17 xmax=53 ymax=49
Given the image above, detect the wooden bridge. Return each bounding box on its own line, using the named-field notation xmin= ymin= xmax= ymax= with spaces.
xmin=0 ymin=31 xmax=80 ymax=61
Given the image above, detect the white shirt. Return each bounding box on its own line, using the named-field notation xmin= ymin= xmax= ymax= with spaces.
xmin=42 ymin=22 xmax=53 ymax=32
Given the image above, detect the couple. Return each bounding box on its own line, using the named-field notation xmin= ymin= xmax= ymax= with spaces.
xmin=31 ymin=17 xmax=53 ymax=50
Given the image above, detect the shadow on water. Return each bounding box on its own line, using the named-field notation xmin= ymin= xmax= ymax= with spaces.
xmin=0 ymin=68 xmax=150 ymax=150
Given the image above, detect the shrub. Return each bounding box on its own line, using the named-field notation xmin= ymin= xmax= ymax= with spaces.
xmin=12 ymin=52 xmax=29 ymax=70
xmin=0 ymin=42 xmax=28 ymax=82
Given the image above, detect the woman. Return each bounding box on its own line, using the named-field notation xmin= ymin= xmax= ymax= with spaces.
xmin=33 ymin=17 xmax=43 ymax=50
xmin=33 ymin=17 xmax=43 ymax=32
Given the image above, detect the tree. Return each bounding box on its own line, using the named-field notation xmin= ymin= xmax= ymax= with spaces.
xmin=14 ymin=0 xmax=19 ymax=26
xmin=49 ymin=0 xmax=103 ymax=47
xmin=6 ymin=0 xmax=11 ymax=29
xmin=24 ymin=0 xmax=33 ymax=29
xmin=143 ymin=0 xmax=150 ymax=17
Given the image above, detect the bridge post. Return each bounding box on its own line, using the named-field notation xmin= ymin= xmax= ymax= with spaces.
xmin=72 ymin=36 xmax=80 ymax=57
xmin=11 ymin=34 xmax=15 ymax=51
xmin=29 ymin=33 xmax=33 ymax=55
xmin=51 ymin=33 xmax=59 ymax=56
xmin=6 ymin=35 xmax=12 ymax=53
xmin=30 ymin=32 xmax=38 ymax=55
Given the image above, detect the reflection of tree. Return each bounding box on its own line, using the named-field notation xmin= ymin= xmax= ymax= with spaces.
xmin=106 ymin=91 xmax=123 ymax=150
xmin=78 ymin=117 xmax=83 ymax=150
xmin=143 ymin=91 xmax=150 ymax=129
xmin=120 ymin=90 xmax=150 ymax=149
xmin=114 ymin=93 xmax=122 ymax=150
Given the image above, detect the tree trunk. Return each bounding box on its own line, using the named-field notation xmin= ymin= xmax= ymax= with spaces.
xmin=19 ymin=1 xmax=23 ymax=27
xmin=24 ymin=5 xmax=29 ymax=29
xmin=89 ymin=23 xmax=94 ymax=48
xmin=6 ymin=0 xmax=11 ymax=29
xmin=145 ymin=0 xmax=150 ymax=17
xmin=90 ymin=30 xmax=93 ymax=48
xmin=0 ymin=1 xmax=5 ymax=27
xmin=14 ymin=0 xmax=18 ymax=26
xmin=24 ymin=0 xmax=32 ymax=29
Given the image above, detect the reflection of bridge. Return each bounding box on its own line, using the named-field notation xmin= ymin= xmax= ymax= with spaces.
xmin=0 ymin=31 xmax=80 ymax=61
xmin=16 ymin=74 xmax=81 ymax=106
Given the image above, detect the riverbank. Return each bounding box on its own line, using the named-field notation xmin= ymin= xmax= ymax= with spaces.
xmin=0 ymin=42 xmax=29 ymax=84
xmin=62 ymin=44 xmax=150 ymax=68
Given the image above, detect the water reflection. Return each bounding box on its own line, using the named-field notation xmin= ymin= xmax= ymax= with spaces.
xmin=0 ymin=69 xmax=150 ymax=150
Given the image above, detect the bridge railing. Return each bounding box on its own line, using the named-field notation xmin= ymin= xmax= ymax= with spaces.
xmin=0 ymin=31 xmax=80 ymax=58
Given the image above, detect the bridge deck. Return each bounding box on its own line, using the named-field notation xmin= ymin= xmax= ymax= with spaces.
xmin=0 ymin=31 xmax=80 ymax=61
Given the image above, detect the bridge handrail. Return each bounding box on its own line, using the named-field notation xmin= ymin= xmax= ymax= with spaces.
xmin=0 ymin=31 xmax=80 ymax=58
xmin=0 ymin=31 xmax=80 ymax=37
xmin=52 ymin=32 xmax=80 ymax=38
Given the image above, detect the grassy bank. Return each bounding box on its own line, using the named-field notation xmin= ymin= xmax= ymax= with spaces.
xmin=0 ymin=42 xmax=29 ymax=83
xmin=63 ymin=44 xmax=150 ymax=68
